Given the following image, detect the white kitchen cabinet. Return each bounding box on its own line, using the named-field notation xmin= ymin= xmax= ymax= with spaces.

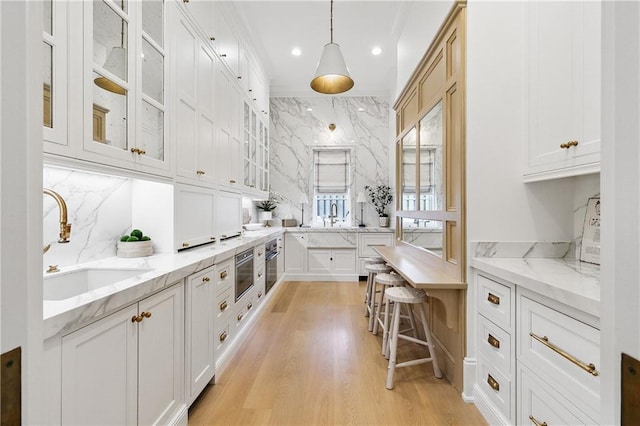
xmin=308 ymin=249 xmax=357 ymax=275
xmin=214 ymin=257 xmax=234 ymax=372
xmin=176 ymin=0 xmax=214 ymax=41
xmin=174 ymin=9 xmax=217 ymax=186
xmin=185 ymin=266 xmax=216 ymax=405
xmin=523 ymin=1 xmax=601 ymax=182
xmin=61 ymin=283 xmax=185 ymax=425
xmin=174 ymin=184 xmax=216 ymax=250
xmin=215 ymin=190 xmax=241 ymax=240
xmin=276 ymin=235 xmax=285 ymax=278
xmin=213 ymin=9 xmax=240 ymax=77
xmin=285 ymin=233 xmax=307 ymax=274
xmin=215 ymin=64 xmax=242 ymax=188
xmin=472 ymin=270 xmax=600 ymax=425
xmin=357 ymin=232 xmax=394 ymax=275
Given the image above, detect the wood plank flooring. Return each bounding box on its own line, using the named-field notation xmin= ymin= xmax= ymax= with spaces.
xmin=188 ymin=281 xmax=486 ymax=425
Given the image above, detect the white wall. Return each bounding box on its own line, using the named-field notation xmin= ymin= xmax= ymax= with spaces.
xmin=395 ymin=1 xmax=454 ymax=100
xmin=600 ymin=2 xmax=640 ymax=423
xmin=0 ymin=1 xmax=44 ymax=423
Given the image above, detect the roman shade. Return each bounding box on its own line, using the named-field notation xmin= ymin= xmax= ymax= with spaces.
xmin=314 ymin=149 xmax=351 ymax=193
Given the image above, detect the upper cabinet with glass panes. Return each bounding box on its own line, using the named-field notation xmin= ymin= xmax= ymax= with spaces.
xmin=43 ymin=0 xmax=169 ymax=176
xmin=82 ymin=0 xmax=168 ymax=175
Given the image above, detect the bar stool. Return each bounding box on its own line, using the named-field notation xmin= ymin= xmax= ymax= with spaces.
xmin=363 ymin=257 xmax=385 ymax=317
xmin=384 ymin=286 xmax=442 ymax=390
xmin=372 ymin=272 xmax=411 ymax=356
xmin=364 ymin=263 xmax=392 ymax=330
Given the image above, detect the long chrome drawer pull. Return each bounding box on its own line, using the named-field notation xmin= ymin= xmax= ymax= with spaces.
xmin=529 ymin=332 xmax=599 ymax=376
xmin=529 ymin=415 xmax=547 ymax=426
xmin=488 ymin=334 xmax=500 ymax=349
xmin=487 ymin=292 xmax=500 ymax=305
xmin=487 ymin=374 xmax=500 ymax=391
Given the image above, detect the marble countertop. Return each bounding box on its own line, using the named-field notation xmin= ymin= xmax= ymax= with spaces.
xmin=283 ymin=226 xmax=394 ymax=233
xmin=43 ymin=228 xmax=284 ymax=340
xmin=470 ymin=256 xmax=600 ymax=318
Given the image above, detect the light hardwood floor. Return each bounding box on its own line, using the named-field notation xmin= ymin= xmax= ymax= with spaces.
xmin=188 ymin=281 xmax=487 ymax=425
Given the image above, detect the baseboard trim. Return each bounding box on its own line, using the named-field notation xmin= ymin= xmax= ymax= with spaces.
xmin=462 ymin=357 xmax=477 ymax=403
xmin=473 ymin=384 xmax=510 ymax=425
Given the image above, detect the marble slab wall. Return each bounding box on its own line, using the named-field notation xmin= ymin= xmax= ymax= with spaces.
xmin=43 ymin=167 xmax=132 ymax=268
xmin=572 ymin=173 xmax=601 ymax=259
xmin=269 ymin=96 xmax=390 ymax=227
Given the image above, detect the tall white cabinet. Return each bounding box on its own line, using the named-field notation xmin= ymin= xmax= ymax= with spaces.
xmin=523 ymin=1 xmax=601 ymax=182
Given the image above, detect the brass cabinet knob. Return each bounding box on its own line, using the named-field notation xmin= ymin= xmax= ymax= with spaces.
xmin=220 ymin=270 xmax=228 ymax=279
xmin=219 ymin=331 xmax=227 ymax=342
xmin=247 ymin=303 xmax=252 ymax=310
xmin=230 ymin=180 xmax=236 ymax=184
xmin=196 ymin=170 xmax=205 ymax=175
xmin=487 ymin=293 xmax=500 ymax=305
xmin=220 ymin=53 xmax=227 ymax=58
xmin=560 ymin=140 xmax=579 ymax=149
xmin=210 ymin=36 xmax=215 ymax=41
xmin=202 ymin=276 xmax=210 ymax=282
xmin=141 ymin=311 xmax=152 ymax=319
xmin=182 ymin=242 xmax=190 ymax=248
xmin=46 ymin=265 xmax=60 ymax=273
xmin=487 ymin=374 xmax=500 ymax=391
xmin=237 ymin=313 xmax=244 ymax=322
xmin=219 ymin=301 xmax=228 ymax=312
xmin=488 ymin=334 xmax=500 ymax=349
xmin=131 ymin=315 xmax=143 ymax=323
xmin=258 ymin=291 xmax=263 ymax=298
xmin=258 ymin=272 xmax=263 ymax=278
xmin=130 ymin=147 xmax=139 ymax=154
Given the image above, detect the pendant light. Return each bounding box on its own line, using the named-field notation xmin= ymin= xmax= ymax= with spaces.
xmin=310 ymin=0 xmax=354 ymax=94
xmin=94 ymin=2 xmax=127 ymax=95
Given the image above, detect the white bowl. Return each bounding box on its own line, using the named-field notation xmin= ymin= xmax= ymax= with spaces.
xmin=243 ymin=223 xmax=264 ymax=231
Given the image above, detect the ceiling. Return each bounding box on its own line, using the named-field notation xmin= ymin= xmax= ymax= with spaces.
xmin=232 ymin=1 xmax=412 ymax=98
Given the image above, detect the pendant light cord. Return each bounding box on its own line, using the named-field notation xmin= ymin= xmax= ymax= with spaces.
xmin=330 ymin=0 xmax=333 ymax=43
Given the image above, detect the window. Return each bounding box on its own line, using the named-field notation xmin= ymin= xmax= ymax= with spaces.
xmin=313 ymin=149 xmax=351 ymax=223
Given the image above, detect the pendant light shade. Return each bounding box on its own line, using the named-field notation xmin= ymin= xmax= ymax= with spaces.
xmin=310 ymin=0 xmax=354 ymax=94
xmin=310 ymin=43 xmax=354 ymax=94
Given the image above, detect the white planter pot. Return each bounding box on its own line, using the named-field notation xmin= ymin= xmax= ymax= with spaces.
xmin=378 ymin=216 xmax=390 ymax=227
xmin=117 ymin=240 xmax=154 ymax=258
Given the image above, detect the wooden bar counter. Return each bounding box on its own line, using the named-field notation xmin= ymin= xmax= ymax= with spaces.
xmin=374 ymin=244 xmax=466 ymax=329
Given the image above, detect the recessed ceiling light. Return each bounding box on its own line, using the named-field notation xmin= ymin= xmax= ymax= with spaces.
xmin=371 ymin=47 xmax=382 ymax=56
xmin=291 ymin=48 xmax=302 ymax=56
xmin=306 ymin=107 xmax=313 ymax=112
xmin=357 ymin=107 xmax=364 ymax=112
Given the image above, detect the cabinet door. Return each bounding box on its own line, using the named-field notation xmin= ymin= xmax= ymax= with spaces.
xmin=284 ymin=233 xmax=307 ymax=273
xmin=174 ymin=184 xmax=216 ymax=250
xmin=308 ymin=249 xmax=332 ymax=274
xmin=524 ymin=1 xmax=601 ymax=181
xmin=182 ymin=0 xmax=213 ymax=38
xmin=174 ymin=12 xmax=199 ymax=179
xmin=332 ymin=249 xmax=357 ymax=274
xmin=215 ymin=191 xmax=241 ymax=239
xmin=138 ymin=284 xmax=184 ymax=426
xmin=61 ymin=305 xmax=138 ymax=425
xmin=195 ymin=44 xmax=216 ymax=183
xmin=214 ymin=10 xmax=239 ymax=75
xmin=186 ymin=267 xmax=215 ymax=404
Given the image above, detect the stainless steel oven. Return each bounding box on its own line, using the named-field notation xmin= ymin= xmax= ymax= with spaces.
xmin=265 ymin=239 xmax=279 ymax=294
xmin=235 ymin=248 xmax=254 ymax=301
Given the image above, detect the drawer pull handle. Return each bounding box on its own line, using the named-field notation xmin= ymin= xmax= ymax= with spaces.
xmin=202 ymin=276 xmax=210 ymax=282
xmin=237 ymin=313 xmax=244 ymax=322
xmin=220 ymin=270 xmax=228 ymax=279
xmin=487 ymin=293 xmax=500 ymax=305
xmin=487 ymin=374 xmax=500 ymax=391
xmin=529 ymin=415 xmax=547 ymax=426
xmin=487 ymin=334 xmax=500 ymax=349
xmin=219 ymin=301 xmax=228 ymax=311
xmin=219 ymin=331 xmax=227 ymax=342
xmin=529 ymin=332 xmax=599 ymax=376
xmin=247 ymin=302 xmax=252 ymax=310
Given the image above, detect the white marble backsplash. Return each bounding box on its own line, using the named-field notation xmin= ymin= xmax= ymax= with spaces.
xmin=43 ymin=167 xmax=133 ymax=268
xmin=572 ymin=173 xmax=600 ymax=260
xmin=269 ymin=96 xmax=390 ymax=227
xmin=472 ymin=241 xmax=572 ymax=258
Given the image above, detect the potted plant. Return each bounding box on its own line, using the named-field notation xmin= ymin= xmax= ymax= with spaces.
xmin=256 ymin=191 xmax=281 ymax=224
xmin=365 ymin=185 xmax=393 ymax=227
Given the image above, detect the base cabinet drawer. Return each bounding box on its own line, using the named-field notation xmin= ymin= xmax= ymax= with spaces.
xmin=477 ymin=354 xmax=513 ymax=421
xmin=477 ymin=275 xmax=513 ymax=331
xmin=518 ymin=296 xmax=600 ymax=421
xmin=478 ymin=315 xmax=512 ymax=377
xmin=518 ymin=365 xmax=596 ymax=426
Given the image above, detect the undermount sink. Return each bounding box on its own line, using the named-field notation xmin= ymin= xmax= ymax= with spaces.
xmin=43 ymin=267 xmax=153 ymax=301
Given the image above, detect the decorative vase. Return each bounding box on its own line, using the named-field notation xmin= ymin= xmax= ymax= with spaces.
xmin=378 ymin=216 xmax=390 ymax=227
